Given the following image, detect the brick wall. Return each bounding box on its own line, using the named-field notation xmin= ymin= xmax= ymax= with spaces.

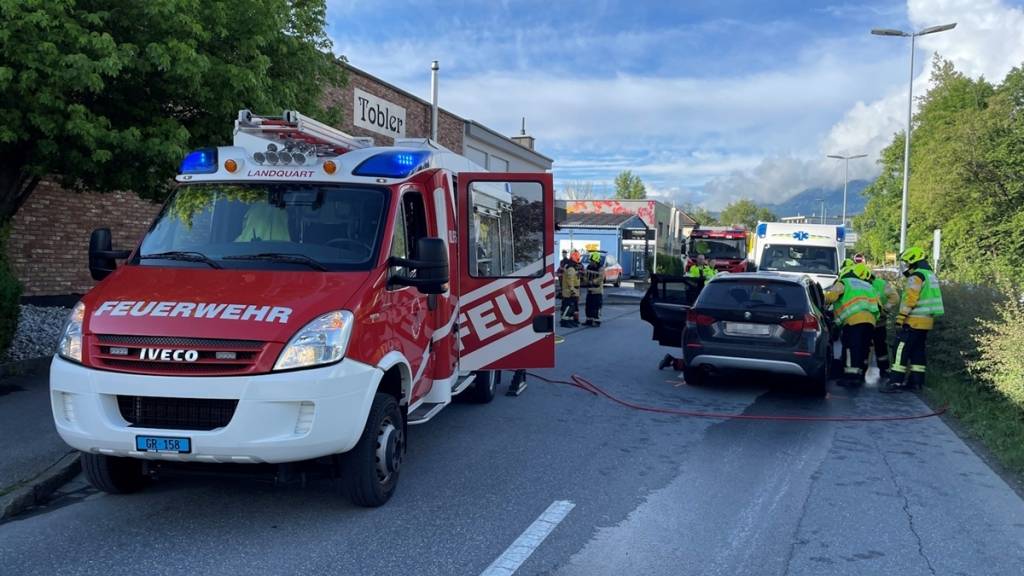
xmin=324 ymin=66 xmax=464 ymax=152
xmin=6 ymin=181 xmax=161 ymax=297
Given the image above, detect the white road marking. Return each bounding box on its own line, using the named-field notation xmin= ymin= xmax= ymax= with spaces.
xmin=479 ymin=500 xmax=576 ymax=576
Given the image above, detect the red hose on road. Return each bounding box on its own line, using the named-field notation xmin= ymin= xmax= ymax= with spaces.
xmin=526 ymin=372 xmax=947 ymax=423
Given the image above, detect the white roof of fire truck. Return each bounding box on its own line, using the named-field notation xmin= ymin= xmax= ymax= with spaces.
xmin=175 ymin=109 xmax=484 ymax=185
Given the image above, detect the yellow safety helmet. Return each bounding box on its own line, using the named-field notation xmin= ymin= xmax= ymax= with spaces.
xmin=900 ymin=246 xmax=927 ymax=265
xmin=839 ymin=258 xmax=855 ymax=277
xmin=853 ymin=263 xmax=873 ymax=282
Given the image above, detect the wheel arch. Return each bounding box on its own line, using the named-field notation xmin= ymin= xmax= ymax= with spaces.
xmin=375 ymin=351 xmax=413 ymax=406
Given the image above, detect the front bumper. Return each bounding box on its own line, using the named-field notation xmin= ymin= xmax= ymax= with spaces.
xmin=49 ymin=356 xmax=382 ymax=464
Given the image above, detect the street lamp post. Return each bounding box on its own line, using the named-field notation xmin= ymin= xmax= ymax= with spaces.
xmin=872 ymin=23 xmax=956 ymax=254
xmin=827 ymin=153 xmax=867 ymax=226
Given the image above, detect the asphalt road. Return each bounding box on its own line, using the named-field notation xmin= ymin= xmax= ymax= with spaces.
xmin=1 ymin=307 xmax=1022 ymax=575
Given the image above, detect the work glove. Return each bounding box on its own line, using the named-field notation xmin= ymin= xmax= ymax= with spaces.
xmin=895 ymin=313 xmax=908 ymax=327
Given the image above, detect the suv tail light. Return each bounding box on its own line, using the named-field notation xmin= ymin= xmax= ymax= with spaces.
xmin=687 ymin=310 xmax=716 ymax=327
xmin=782 ymin=313 xmax=819 ymax=333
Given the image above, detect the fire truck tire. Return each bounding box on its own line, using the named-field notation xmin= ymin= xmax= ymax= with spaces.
xmin=342 ymin=393 xmax=404 ymax=507
xmin=468 ymin=370 xmax=499 ymax=403
xmin=81 ymin=452 xmax=147 ymax=494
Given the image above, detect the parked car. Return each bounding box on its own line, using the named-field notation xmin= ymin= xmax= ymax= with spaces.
xmin=642 ymin=272 xmax=833 ymax=396
xmin=603 ymin=253 xmax=623 ymax=287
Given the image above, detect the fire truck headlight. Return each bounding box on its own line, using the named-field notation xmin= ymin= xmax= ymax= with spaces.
xmin=57 ymin=302 xmax=86 ymax=363
xmin=274 ymin=310 xmax=354 ymax=371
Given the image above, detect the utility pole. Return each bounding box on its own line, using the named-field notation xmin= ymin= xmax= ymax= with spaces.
xmin=872 ymin=23 xmax=956 ymax=253
xmin=827 ymin=153 xmax=867 ymax=225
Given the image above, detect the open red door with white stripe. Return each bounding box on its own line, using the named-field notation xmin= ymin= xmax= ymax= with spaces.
xmin=457 ymin=173 xmax=555 ymax=370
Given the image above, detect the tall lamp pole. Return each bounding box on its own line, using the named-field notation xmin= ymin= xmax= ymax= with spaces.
xmin=827 ymin=153 xmax=867 ymax=226
xmin=872 ymin=23 xmax=956 ymax=254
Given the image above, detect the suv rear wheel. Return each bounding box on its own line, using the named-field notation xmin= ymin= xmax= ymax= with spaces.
xmin=806 ymin=366 xmax=828 ymax=397
xmin=684 ymin=367 xmax=708 ymax=387
xmin=81 ymin=453 xmax=147 ymax=494
xmin=342 ymin=393 xmax=404 ymax=507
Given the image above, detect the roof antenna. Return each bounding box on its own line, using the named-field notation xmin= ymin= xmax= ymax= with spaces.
xmin=520 ymin=117 xmax=527 ymax=136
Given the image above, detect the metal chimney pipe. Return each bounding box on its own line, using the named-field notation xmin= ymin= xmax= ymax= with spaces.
xmin=430 ymin=60 xmax=439 ymax=141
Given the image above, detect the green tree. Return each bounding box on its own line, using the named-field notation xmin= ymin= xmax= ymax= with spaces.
xmin=0 ymin=0 xmax=344 ymax=222
xmin=718 ymin=199 xmax=776 ymax=230
xmin=683 ymin=203 xmax=718 ymax=226
xmin=853 ymin=135 xmax=904 ymax=262
xmin=613 ymin=170 xmax=646 ymax=199
xmin=855 ymin=56 xmax=1024 ymax=284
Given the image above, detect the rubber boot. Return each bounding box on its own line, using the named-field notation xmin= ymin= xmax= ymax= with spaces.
xmin=506 ymin=370 xmax=527 ymax=397
xmin=879 ymin=379 xmax=906 ymax=394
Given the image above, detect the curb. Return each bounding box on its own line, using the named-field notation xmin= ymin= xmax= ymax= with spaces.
xmin=0 ymin=356 xmax=51 ymax=379
xmin=0 ymin=451 xmax=80 ymax=522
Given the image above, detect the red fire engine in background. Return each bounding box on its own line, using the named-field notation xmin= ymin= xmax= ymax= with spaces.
xmin=685 ymin=226 xmax=750 ymax=273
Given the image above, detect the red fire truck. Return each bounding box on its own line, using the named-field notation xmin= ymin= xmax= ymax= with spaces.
xmin=686 ymin=226 xmax=750 ymax=273
xmin=50 ymin=110 xmax=555 ymax=506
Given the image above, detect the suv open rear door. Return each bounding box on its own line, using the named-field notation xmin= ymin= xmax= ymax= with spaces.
xmin=640 ymin=274 xmax=703 ymax=348
xmin=456 ymin=173 xmax=555 ymax=370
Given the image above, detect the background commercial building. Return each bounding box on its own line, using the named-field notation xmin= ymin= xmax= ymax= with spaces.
xmin=7 ymin=64 xmax=551 ymax=297
xmin=554 ymin=213 xmax=650 ymax=278
xmin=563 ymin=199 xmax=696 ymax=256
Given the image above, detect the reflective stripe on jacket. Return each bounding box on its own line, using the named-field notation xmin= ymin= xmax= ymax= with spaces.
xmin=687 ymin=264 xmax=716 ymax=280
xmin=906 ymin=269 xmax=944 ymax=317
xmin=833 ymin=278 xmax=880 ymax=327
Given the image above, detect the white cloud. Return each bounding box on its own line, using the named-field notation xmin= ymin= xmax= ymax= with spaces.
xmin=327 ymin=1 xmax=1024 ymax=211
xmin=705 ymin=0 xmax=1024 ymax=210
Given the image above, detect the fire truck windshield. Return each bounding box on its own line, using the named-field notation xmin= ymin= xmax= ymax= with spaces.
xmin=689 ymin=238 xmax=746 ymax=260
xmin=136 ymin=183 xmax=388 ymax=271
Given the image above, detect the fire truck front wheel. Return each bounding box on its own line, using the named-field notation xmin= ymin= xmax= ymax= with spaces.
xmin=341 ymin=393 xmax=404 ymax=507
xmin=81 ymin=452 xmax=147 ymax=494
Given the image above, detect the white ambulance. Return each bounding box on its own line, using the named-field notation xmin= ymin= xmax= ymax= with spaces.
xmin=750 ymin=222 xmax=846 ymax=287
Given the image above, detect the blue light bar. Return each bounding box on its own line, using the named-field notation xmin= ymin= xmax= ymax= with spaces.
xmin=756 ymin=223 xmax=767 ymax=238
xmin=836 ymin=226 xmax=846 ymax=242
xmin=180 ymin=148 xmax=218 ymax=174
xmin=353 ymin=150 xmax=431 ymax=179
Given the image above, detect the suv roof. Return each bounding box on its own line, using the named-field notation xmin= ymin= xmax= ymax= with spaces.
xmin=708 ymin=272 xmax=808 ymax=285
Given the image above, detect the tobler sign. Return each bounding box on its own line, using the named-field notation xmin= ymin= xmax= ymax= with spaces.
xmin=354 ymin=88 xmax=407 ymax=139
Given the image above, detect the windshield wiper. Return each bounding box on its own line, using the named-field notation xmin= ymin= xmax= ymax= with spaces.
xmin=223 ymin=252 xmax=329 ymax=271
xmin=140 ymin=251 xmax=222 ymax=269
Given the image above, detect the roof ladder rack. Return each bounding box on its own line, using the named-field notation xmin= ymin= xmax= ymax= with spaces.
xmin=235 ymin=109 xmax=374 ymax=155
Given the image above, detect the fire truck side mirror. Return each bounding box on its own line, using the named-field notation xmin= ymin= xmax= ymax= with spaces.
xmin=414 ymin=237 xmax=449 ymax=290
xmin=88 ymin=228 xmax=131 ymax=281
xmin=388 ymin=237 xmax=449 ymax=295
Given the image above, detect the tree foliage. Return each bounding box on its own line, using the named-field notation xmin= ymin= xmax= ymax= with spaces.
xmin=682 ymin=203 xmax=718 ymax=227
xmin=855 ymin=56 xmax=1024 ymax=284
xmin=0 ymin=0 xmax=345 ymax=221
xmin=560 ymin=180 xmax=596 ymax=200
xmin=718 ymin=198 xmax=776 ymax=230
xmin=613 ymin=170 xmax=646 ymax=199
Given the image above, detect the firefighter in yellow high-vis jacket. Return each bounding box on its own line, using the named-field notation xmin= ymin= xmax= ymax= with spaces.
xmin=881 ymin=247 xmax=944 ymax=393
xmin=825 ymin=263 xmax=880 ymax=387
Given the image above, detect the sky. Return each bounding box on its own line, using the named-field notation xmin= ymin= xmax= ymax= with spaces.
xmin=326 ymin=0 xmax=1024 ymax=209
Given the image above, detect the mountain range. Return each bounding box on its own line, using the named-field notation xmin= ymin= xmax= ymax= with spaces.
xmin=764 ymin=179 xmax=870 ymax=220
